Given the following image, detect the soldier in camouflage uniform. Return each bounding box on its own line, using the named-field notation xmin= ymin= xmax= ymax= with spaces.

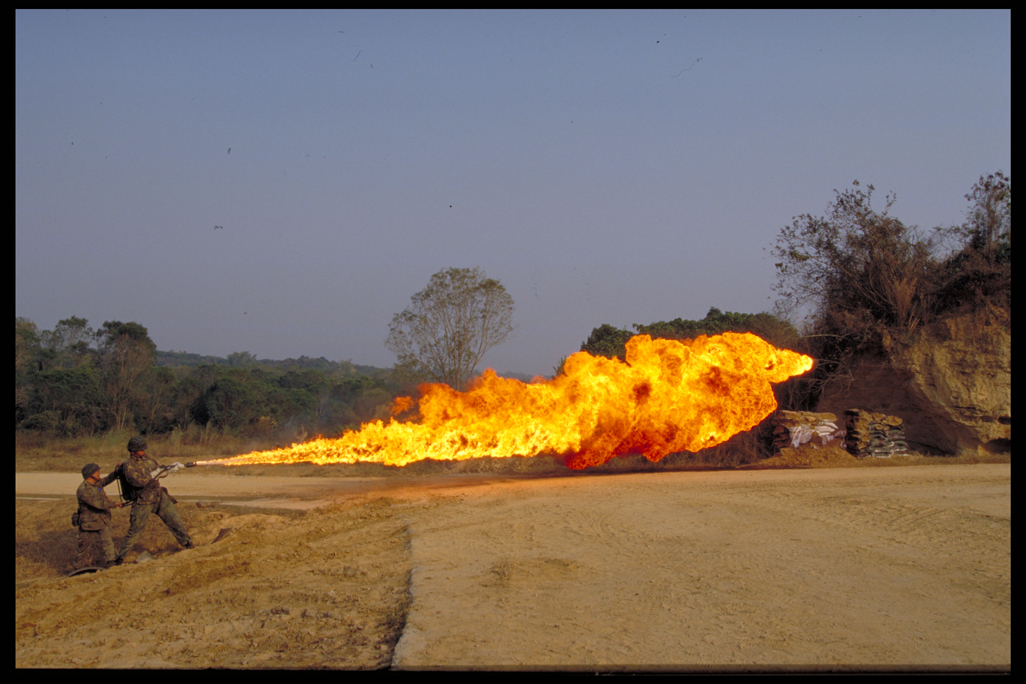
xmin=114 ymin=436 xmax=194 ymax=563
xmin=74 ymin=462 xmax=125 ymax=569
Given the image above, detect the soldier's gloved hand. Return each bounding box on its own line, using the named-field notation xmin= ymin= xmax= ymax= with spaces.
xmin=150 ymin=468 xmax=164 ymax=478
xmin=170 ymin=462 xmax=185 ymax=473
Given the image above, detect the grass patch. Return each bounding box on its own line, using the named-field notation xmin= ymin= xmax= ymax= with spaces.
xmin=15 ymin=431 xmax=283 ymax=473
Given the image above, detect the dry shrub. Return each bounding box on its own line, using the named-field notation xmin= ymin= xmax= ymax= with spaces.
xmin=687 ymin=426 xmax=773 ymax=468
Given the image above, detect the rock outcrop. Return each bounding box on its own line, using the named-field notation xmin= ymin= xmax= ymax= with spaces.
xmin=816 ymin=310 xmax=1010 ymax=455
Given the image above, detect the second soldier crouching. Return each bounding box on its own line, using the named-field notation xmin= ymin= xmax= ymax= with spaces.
xmin=74 ymin=462 xmax=126 ymax=570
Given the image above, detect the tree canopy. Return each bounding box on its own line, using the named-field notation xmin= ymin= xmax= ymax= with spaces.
xmin=580 ymin=308 xmax=798 ymax=363
xmin=385 ymin=267 xmax=515 ymax=390
xmin=94 ymin=320 xmax=158 ymax=432
xmin=579 ymin=324 xmax=634 ymax=361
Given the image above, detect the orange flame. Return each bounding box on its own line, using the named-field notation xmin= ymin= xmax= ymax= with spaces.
xmin=211 ymin=333 xmax=812 ymax=470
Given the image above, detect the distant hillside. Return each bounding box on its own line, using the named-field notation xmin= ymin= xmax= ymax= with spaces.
xmin=156 ymin=351 xmax=539 ymax=384
xmin=156 ymin=351 xmax=230 ymax=367
xmin=155 ymin=350 xmax=391 ymax=378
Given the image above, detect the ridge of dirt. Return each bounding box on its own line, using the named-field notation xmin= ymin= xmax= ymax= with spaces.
xmin=16 ymin=496 xmax=412 ymax=669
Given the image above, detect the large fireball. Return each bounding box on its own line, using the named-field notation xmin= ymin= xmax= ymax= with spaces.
xmin=209 ymin=333 xmax=812 ymax=470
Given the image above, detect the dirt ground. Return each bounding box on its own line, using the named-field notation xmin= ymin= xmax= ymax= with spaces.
xmin=16 ymin=461 xmax=1010 ymax=671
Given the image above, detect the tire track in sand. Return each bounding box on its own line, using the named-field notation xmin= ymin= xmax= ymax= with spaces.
xmin=391 ymin=465 xmax=1009 ymax=670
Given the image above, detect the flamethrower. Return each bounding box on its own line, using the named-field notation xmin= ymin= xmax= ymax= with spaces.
xmin=113 ymin=462 xmax=206 ymax=502
xmin=150 ymin=462 xmax=204 ymax=479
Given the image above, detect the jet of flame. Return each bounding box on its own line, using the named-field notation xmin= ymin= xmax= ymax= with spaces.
xmin=206 ymin=333 xmax=812 ymax=470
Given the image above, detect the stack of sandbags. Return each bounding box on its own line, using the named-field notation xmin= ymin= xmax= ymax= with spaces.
xmin=771 ymin=411 xmax=844 ymax=451
xmin=842 ymin=409 xmax=909 ymax=458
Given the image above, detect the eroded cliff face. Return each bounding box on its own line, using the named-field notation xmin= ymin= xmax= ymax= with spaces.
xmin=816 ymin=311 xmax=1010 ymax=455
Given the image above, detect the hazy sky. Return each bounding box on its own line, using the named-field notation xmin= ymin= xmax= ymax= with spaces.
xmin=16 ymin=10 xmax=1010 ymax=376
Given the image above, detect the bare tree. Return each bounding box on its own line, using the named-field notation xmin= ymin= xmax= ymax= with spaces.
xmin=95 ymin=321 xmax=156 ymax=433
xmin=772 ymin=181 xmax=935 ymax=334
xmin=386 ymin=267 xmax=515 ymax=390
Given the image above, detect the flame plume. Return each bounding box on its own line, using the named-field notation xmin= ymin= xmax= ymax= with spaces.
xmin=209 ymin=333 xmax=812 ymax=470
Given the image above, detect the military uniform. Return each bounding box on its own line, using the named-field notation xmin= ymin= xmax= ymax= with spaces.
xmin=75 ymin=469 xmax=120 ymax=569
xmin=116 ymin=445 xmax=193 ymax=561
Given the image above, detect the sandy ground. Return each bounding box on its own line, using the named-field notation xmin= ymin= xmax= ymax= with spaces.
xmin=16 ymin=463 xmax=1010 ymax=671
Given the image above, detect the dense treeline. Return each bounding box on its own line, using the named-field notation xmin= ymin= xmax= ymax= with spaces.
xmin=579 ymin=308 xmax=799 ymax=362
xmin=14 ymin=318 xmax=400 ymax=442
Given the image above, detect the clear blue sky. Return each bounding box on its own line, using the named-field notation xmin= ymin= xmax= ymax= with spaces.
xmin=16 ymin=10 xmax=1010 ymax=376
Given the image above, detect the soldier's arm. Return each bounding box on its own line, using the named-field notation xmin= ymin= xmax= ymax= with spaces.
xmin=99 ymin=470 xmax=119 ymax=488
xmin=79 ymin=486 xmax=118 ymax=512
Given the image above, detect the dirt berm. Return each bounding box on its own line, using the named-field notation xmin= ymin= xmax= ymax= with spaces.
xmin=16 ymin=464 xmax=1010 ymax=671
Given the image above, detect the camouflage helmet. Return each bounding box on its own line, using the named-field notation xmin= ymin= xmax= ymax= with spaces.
xmin=81 ymin=462 xmax=101 ymax=479
xmin=127 ymin=436 xmax=148 ymax=452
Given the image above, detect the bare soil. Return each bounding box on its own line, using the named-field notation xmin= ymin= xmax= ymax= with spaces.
xmin=16 ymin=461 xmax=1010 ymax=670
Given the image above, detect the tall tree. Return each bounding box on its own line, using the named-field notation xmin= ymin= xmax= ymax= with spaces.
xmin=961 ymin=171 xmax=1011 ymax=250
xmin=933 ymin=172 xmax=1012 ymax=312
xmin=39 ymin=316 xmax=94 ymax=370
xmin=95 ymin=321 xmax=156 ymax=432
xmin=15 ymin=317 xmax=40 ymax=419
xmin=386 ymin=267 xmax=515 ymax=390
